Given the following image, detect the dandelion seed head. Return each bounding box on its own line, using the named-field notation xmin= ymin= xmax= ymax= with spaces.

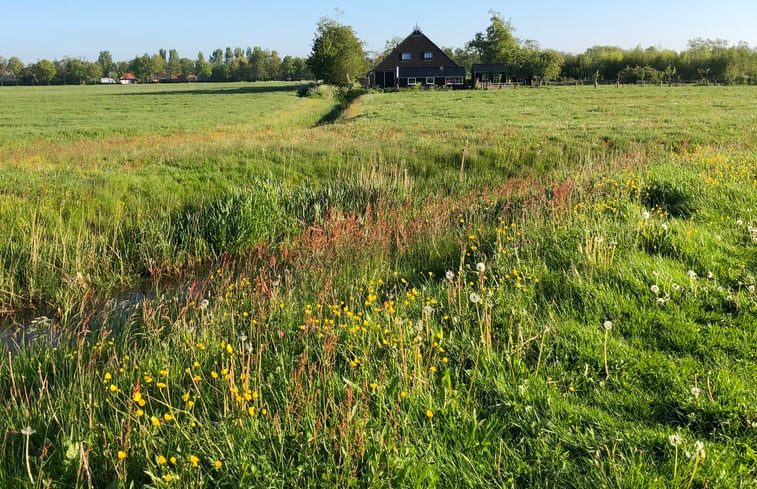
xmin=476 ymin=262 xmax=486 ymax=273
xmin=469 ymin=292 xmax=482 ymax=304
xmin=650 ymin=284 xmax=660 ymax=294
xmin=603 ymin=320 xmax=613 ymax=331
xmin=199 ymin=299 xmax=209 ymax=310
xmin=691 ymin=387 xmax=701 ymax=398
xmin=668 ymin=433 xmax=683 ymax=447
xmin=642 ymin=211 xmax=650 ymax=219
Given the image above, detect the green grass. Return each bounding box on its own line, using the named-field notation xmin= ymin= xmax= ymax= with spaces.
xmin=0 ymin=82 xmax=756 ymax=487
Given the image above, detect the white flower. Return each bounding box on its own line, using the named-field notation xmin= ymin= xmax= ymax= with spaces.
xmin=476 ymin=262 xmax=486 ymax=273
xmin=423 ymin=305 xmax=433 ymax=315
xmin=694 ymin=440 xmax=706 ymax=459
xmin=748 ymin=285 xmax=755 ymax=293
xmin=469 ymin=292 xmax=482 ymax=304
xmin=672 ymin=283 xmax=681 ymax=291
xmin=691 ymin=387 xmax=701 ymax=399
xmin=707 ymin=271 xmax=713 ymax=279
xmin=687 ymin=270 xmax=697 ymax=279
xmin=199 ymin=299 xmax=209 ymax=310
xmin=668 ymin=433 xmax=683 ymax=447
xmin=603 ymin=320 xmax=613 ymax=331
xmin=661 ymin=223 xmax=668 ymax=232
xmin=642 ymin=211 xmax=651 ymax=219
xmin=20 ymin=426 xmax=35 ymax=436
xmin=657 ymin=297 xmax=666 ymax=305
xmin=650 ymin=284 xmax=660 ymax=295
xmin=736 ymin=219 xmax=744 ymax=226
xmin=445 ymin=270 xmax=455 ymax=281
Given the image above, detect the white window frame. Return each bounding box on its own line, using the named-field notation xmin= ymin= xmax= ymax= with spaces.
xmin=401 ymin=52 xmax=411 ymax=61
xmin=407 ymin=77 xmax=416 ymax=86
xmin=424 ymin=52 xmax=433 ymax=60
xmin=426 ymin=77 xmax=435 ymax=85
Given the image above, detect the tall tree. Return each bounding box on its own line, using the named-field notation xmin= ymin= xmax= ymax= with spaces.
xmin=97 ymin=50 xmax=115 ymax=78
xmin=280 ymin=55 xmax=295 ymax=80
xmin=306 ymin=17 xmax=366 ymax=85
xmin=195 ymin=52 xmax=212 ymax=79
xmin=7 ymin=56 xmax=24 ymax=84
xmin=167 ymin=49 xmax=180 ymax=75
xmin=467 ymin=12 xmax=520 ymax=65
xmin=129 ymin=54 xmax=152 ymax=81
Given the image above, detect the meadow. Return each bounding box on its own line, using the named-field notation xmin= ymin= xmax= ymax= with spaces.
xmin=0 ymin=82 xmax=755 ymax=487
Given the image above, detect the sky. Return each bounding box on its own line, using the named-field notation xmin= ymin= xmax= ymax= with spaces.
xmin=2 ymin=0 xmax=756 ymax=63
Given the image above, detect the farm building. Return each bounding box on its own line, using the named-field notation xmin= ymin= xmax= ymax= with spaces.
xmin=368 ymin=28 xmax=465 ymax=89
xmin=119 ymin=73 xmax=138 ymax=84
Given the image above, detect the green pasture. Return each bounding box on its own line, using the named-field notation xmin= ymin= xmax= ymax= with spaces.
xmin=0 ymin=82 xmax=755 ymax=487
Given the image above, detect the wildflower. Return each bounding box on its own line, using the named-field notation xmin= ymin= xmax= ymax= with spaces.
xmin=749 ymin=285 xmax=755 ymax=293
xmin=642 ymin=211 xmax=650 ymax=219
xmin=151 ymin=416 xmax=160 ymax=427
xmin=476 ymin=262 xmax=486 ymax=273
xmin=157 ymin=455 xmax=167 ymax=465
xmin=400 ymin=391 xmax=408 ymax=398
xmin=143 ymin=375 xmax=153 ymax=383
xmin=214 ymin=460 xmax=223 ymax=468
xmin=189 ymin=455 xmax=200 ymax=467
xmin=687 ymin=270 xmax=697 ymax=279
xmin=103 ymin=372 xmax=112 ymax=381
xmin=278 ymin=330 xmax=285 ymax=338
xmin=164 ymin=474 xmax=175 ymax=482
xmin=668 ymin=433 xmax=683 ymax=447
xmin=117 ymin=450 xmax=127 ymax=460
xmin=603 ymin=320 xmax=613 ymax=331
xmin=445 ymin=270 xmax=455 ymax=281
xmin=135 ymin=409 xmax=144 ymax=417
xmin=423 ymin=305 xmax=433 ymax=315
xmin=159 ymin=369 xmax=169 ymax=376
xmin=21 ymin=426 xmax=35 ymax=436
xmin=200 ymin=299 xmax=209 ymax=310
xmin=657 ymin=297 xmax=666 ymax=305
xmin=170 ymin=456 xmax=177 ymax=465
xmin=248 ymin=406 xmax=256 ymax=416
xmin=164 ymin=413 xmax=174 ymax=422
xmin=661 ymin=223 xmax=668 ymax=231
xmin=109 ymin=384 xmax=119 ymax=393
xmin=425 ymin=409 xmax=434 ymax=419
xmin=156 ymin=382 xmax=167 ymax=389
xmin=691 ymin=387 xmax=701 ymax=399
xmin=707 ymin=271 xmax=714 ymax=279
xmin=736 ymin=219 xmax=743 ymax=226
xmin=469 ymin=292 xmax=482 ymax=304
xmin=650 ymin=284 xmax=660 ymax=295
xmin=694 ymin=440 xmax=706 ymax=459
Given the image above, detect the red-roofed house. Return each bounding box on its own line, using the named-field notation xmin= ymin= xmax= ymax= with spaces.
xmin=119 ymin=73 xmax=138 ymax=84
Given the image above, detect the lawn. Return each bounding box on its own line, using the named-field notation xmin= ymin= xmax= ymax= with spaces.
xmin=0 ymin=82 xmax=755 ymax=487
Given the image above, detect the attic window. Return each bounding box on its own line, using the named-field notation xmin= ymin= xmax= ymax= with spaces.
xmin=423 ymin=52 xmax=433 ymax=60
xmin=401 ymin=52 xmax=411 ymax=61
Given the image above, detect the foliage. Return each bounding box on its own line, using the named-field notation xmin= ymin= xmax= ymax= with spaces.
xmin=306 ymin=18 xmax=367 ymax=86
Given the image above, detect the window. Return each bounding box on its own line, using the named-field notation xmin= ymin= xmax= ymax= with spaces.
xmin=445 ymin=76 xmax=464 ymax=85
xmin=426 ymin=77 xmax=435 ymax=85
xmin=401 ymin=52 xmax=411 ymax=61
xmin=407 ymin=77 xmax=416 ymax=86
xmin=423 ymin=52 xmax=433 ymax=60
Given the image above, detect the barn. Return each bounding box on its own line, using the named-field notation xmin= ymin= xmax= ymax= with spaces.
xmin=368 ymin=28 xmax=465 ymax=89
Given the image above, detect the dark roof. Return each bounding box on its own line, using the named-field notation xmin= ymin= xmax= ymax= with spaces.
xmin=472 ymin=64 xmax=507 ymax=72
xmin=399 ymin=66 xmax=465 ymax=77
xmin=372 ymin=29 xmax=461 ymax=73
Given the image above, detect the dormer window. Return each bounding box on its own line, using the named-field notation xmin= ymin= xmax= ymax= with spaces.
xmin=401 ymin=52 xmax=411 ymax=61
xmin=424 ymin=52 xmax=433 ymax=60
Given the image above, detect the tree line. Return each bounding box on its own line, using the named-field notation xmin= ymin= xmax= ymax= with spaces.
xmin=0 ymin=47 xmax=312 ymax=86
xmin=3 ymin=14 xmax=756 ymax=87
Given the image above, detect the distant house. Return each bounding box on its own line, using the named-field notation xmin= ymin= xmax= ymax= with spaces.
xmin=368 ymin=27 xmax=465 ymax=89
xmin=119 ymin=73 xmax=138 ymax=84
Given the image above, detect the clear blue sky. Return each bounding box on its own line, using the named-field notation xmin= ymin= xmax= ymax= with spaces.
xmin=2 ymin=0 xmax=756 ymax=63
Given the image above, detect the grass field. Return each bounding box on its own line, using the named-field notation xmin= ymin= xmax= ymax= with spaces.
xmin=1 ymin=82 xmax=756 ymax=487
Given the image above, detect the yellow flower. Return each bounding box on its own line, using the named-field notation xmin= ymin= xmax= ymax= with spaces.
xmin=426 ymin=410 xmax=434 ymax=419
xmin=214 ymin=460 xmax=223 ymax=468
xmin=132 ymin=391 xmax=142 ymax=402
xmin=156 ymin=382 xmax=167 ymax=389
xmin=182 ymin=392 xmax=190 ymax=402
xmin=143 ymin=375 xmax=153 ymax=383
xmin=164 ymin=413 xmax=174 ymax=421
xmin=400 ymin=391 xmax=408 ymax=398
xmin=226 ymin=344 xmax=234 ymax=355
xmin=151 ymin=416 xmax=160 ymax=427
xmin=109 ymin=384 xmax=119 ymax=392
xmin=189 ymin=455 xmax=200 ymax=467
xmin=211 ymin=371 xmax=219 ymax=379
xmin=170 ymin=456 xmax=177 ymax=465
xmin=157 ymin=455 xmax=167 ymax=465
xmin=135 ymin=409 xmax=144 ymax=417
xmin=369 ymin=382 xmax=378 ymax=390
xmin=103 ymin=372 xmax=112 ymax=381
xmin=159 ymin=369 xmax=169 ymax=376
xmin=163 ymin=473 xmax=175 ymax=482
xmin=117 ymin=450 xmax=127 ymax=460
xmin=248 ymin=406 xmax=256 ymax=416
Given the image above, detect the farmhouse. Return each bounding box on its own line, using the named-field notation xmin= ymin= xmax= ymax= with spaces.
xmin=119 ymin=73 xmax=138 ymax=84
xmin=368 ymin=28 xmax=465 ymax=89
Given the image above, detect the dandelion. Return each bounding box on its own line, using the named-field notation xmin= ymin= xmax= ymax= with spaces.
xmin=476 ymin=262 xmax=486 ymax=273
xmin=117 ymin=450 xmax=127 ymax=460
xmin=469 ymin=292 xmax=482 ymax=304
xmin=603 ymin=320 xmax=613 ymax=331
xmin=199 ymin=299 xmax=209 ymax=310
xmin=103 ymin=372 xmax=112 ymax=381
xmin=423 ymin=305 xmax=433 ymax=315
xmin=736 ymin=219 xmax=743 ymax=226
xmin=170 ymin=456 xmax=177 ymax=465
xmin=669 ymin=434 xmax=683 ymax=447
xmin=425 ymin=409 xmax=434 ymax=419
xmin=213 ymin=460 xmax=223 ymax=469
xmin=691 ymin=387 xmax=701 ymax=399
xmin=445 ymin=270 xmax=455 ymax=281
xmin=687 ymin=270 xmax=697 ymax=279
xmin=642 ymin=211 xmax=650 ymax=219
xmin=109 ymin=384 xmax=119 ymax=393
xmin=157 ymin=455 xmax=167 ymax=465
xmin=189 ymin=455 xmax=200 ymax=467
xmin=694 ymin=440 xmax=706 ymax=459
xmin=150 ymin=416 xmax=160 ymax=427
xmin=248 ymin=406 xmax=256 ymax=416
xmin=650 ymin=284 xmax=660 ymax=295
xmin=749 ymin=285 xmax=755 ymax=293
xmin=661 ymin=223 xmax=668 ymax=231
xmin=656 ymin=297 xmax=666 ymax=305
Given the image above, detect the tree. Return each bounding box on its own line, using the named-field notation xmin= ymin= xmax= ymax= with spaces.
xmin=195 ymin=52 xmax=212 ymax=80
xmin=280 ymin=55 xmax=295 ymax=80
xmin=7 ymin=56 xmax=25 ymax=85
xmin=151 ymin=53 xmax=166 ymax=79
xmin=306 ymin=18 xmax=366 ymax=85
xmin=179 ymin=58 xmax=195 ymax=77
xmin=467 ymin=12 xmax=520 ymax=65
xmin=266 ymin=50 xmax=282 ymax=80
xmin=98 ymin=50 xmax=115 ymax=78
xmin=530 ymin=49 xmax=563 ymax=86
xmin=167 ymin=49 xmax=180 ymax=75
xmin=129 ymin=54 xmax=152 ymax=81
xmin=210 ymin=49 xmax=224 ymax=66
xmin=31 ymin=59 xmax=57 ymax=84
